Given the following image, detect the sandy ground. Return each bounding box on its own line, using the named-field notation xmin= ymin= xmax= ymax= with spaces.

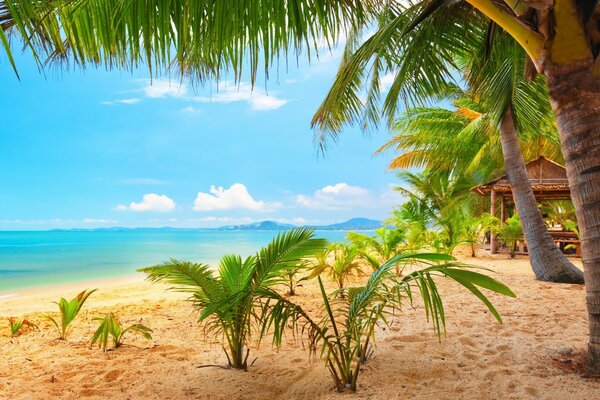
xmin=0 ymin=252 xmax=598 ymax=399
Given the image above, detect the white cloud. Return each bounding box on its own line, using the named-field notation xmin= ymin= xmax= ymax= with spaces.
xmin=249 ymin=95 xmax=288 ymax=110
xmin=296 ymin=183 xmax=404 ymax=211
xmin=142 ymin=79 xmax=187 ymax=98
xmin=121 ymin=79 xmax=287 ymax=111
xmin=193 ymin=183 xmax=282 ymax=212
xmin=117 ymin=193 xmax=176 ymax=212
xmin=297 ymin=183 xmax=370 ymax=210
xmin=181 ymin=106 xmax=201 ymax=114
xmin=189 ymin=81 xmax=288 ymax=111
xmin=101 ymin=98 xmax=141 ymax=105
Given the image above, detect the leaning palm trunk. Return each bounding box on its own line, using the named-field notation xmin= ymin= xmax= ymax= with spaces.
xmin=546 ymin=63 xmax=600 ymax=369
xmin=498 ymin=106 xmax=583 ymax=284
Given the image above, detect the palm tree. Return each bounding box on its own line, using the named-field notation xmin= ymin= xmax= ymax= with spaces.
xmin=316 ymin=6 xmax=583 ymax=283
xmin=309 ymin=1 xmax=599 ymax=367
xmin=139 ymin=227 xmax=327 ymax=370
xmin=307 ymin=242 xmax=363 ymax=296
xmin=259 ymin=252 xmax=516 ymax=391
xmin=464 ymin=33 xmax=583 ymax=283
xmin=395 ymin=170 xmax=476 ymax=255
xmin=379 ymin=84 xmax=582 ymax=283
xmin=387 ymin=197 xmax=431 ymax=250
xmin=347 ymin=227 xmax=407 ymax=273
xmin=497 ymin=214 xmax=525 ymax=258
xmin=541 ymin=200 xmax=577 ymax=230
xmin=462 ymin=214 xmax=498 ymax=258
xmin=378 ymin=98 xmax=564 ymax=181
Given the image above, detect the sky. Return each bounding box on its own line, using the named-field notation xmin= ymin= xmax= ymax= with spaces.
xmin=0 ymin=43 xmax=406 ymax=230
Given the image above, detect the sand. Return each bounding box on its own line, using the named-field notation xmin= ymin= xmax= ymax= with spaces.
xmin=0 ymin=253 xmax=598 ymax=399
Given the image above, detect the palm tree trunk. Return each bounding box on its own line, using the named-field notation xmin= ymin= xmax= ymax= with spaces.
xmin=498 ymin=106 xmax=584 ymax=283
xmin=546 ymin=63 xmax=600 ymax=370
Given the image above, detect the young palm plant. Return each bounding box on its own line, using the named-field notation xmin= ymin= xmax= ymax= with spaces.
xmin=497 ymin=214 xmax=524 ymax=258
xmin=347 ymin=227 xmax=407 ymax=274
xmin=139 ymin=227 xmax=327 ymax=370
xmin=47 ymin=289 xmax=96 ymax=340
xmin=90 ymin=314 xmax=152 ymax=351
xmin=8 ymin=317 xmax=38 ymax=336
xmin=259 ymin=253 xmax=515 ymax=392
xmin=280 ymin=263 xmax=308 ymax=296
xmin=308 ymin=242 xmax=363 ymax=297
xmin=462 ymin=213 xmax=498 ymax=258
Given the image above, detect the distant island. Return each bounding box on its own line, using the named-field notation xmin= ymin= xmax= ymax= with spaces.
xmin=220 ymin=218 xmax=382 ymax=231
xmin=50 ymin=218 xmax=382 ymax=232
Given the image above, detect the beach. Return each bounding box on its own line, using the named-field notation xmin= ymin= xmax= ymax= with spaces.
xmin=1 ymin=254 xmax=598 ymax=399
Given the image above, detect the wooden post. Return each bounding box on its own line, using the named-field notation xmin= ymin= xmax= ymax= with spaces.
xmin=490 ymin=189 xmax=498 ymax=254
xmin=500 ymin=195 xmax=506 ymax=222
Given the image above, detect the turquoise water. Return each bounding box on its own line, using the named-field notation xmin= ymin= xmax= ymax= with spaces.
xmin=0 ymin=230 xmax=348 ymax=293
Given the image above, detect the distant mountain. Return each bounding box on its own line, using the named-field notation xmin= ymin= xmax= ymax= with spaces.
xmin=219 ymin=220 xmax=296 ymax=230
xmin=219 ymin=218 xmax=381 ymax=231
xmin=311 ymin=218 xmax=381 ymax=231
xmin=49 ymin=218 xmax=382 ymax=232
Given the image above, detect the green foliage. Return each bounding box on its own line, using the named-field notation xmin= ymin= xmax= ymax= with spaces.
xmin=281 ymin=264 xmax=309 ymax=296
xmin=497 ymin=214 xmax=524 ymax=258
xmin=347 ymin=227 xmax=406 ymax=273
xmin=47 ymin=289 xmax=96 ymax=340
xmin=258 ymin=253 xmax=515 ymax=392
xmin=392 ymin=170 xmax=479 ymax=254
xmin=308 ymin=242 xmax=363 ymax=296
xmin=8 ymin=317 xmax=37 ymax=336
xmin=0 ymin=0 xmax=372 ymax=83
xmin=139 ymin=227 xmax=327 ymax=370
xmin=91 ymin=314 xmax=152 ymax=351
xmin=541 ymin=200 xmax=577 ymax=231
xmin=462 ymin=213 xmax=498 ymax=257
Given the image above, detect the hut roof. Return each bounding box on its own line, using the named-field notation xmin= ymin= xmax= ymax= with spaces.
xmin=473 ymin=156 xmax=570 ymax=199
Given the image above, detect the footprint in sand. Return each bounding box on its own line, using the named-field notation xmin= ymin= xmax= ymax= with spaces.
xmin=104 ymin=369 xmax=124 ymax=382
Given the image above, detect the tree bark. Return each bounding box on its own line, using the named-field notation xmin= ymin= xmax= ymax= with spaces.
xmin=498 ymin=106 xmax=584 ymax=283
xmin=546 ymin=62 xmax=600 ymax=370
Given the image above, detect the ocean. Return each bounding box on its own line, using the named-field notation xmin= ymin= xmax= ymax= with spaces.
xmin=0 ymin=230 xmax=348 ymax=294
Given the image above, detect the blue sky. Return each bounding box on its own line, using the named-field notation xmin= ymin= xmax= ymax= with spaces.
xmin=0 ymin=45 xmax=405 ymax=230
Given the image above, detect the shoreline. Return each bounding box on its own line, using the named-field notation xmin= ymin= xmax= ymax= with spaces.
xmin=0 ymin=273 xmax=145 ymax=314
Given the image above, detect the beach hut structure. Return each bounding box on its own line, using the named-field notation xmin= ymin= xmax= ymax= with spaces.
xmin=473 ymin=156 xmax=579 ymax=256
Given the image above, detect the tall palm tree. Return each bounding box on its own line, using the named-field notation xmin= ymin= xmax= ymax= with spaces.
xmin=315 ymin=5 xmax=583 ymax=283
xmin=310 ymin=0 xmax=599 ymax=367
xmin=379 ymin=86 xmax=582 ymax=283
xmin=463 ymin=32 xmax=583 ymax=283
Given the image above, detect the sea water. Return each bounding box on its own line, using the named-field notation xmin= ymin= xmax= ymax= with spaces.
xmin=0 ymin=230 xmax=348 ymax=294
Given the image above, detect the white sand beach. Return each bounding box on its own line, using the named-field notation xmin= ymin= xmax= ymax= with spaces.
xmin=1 ymin=254 xmax=598 ymax=399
